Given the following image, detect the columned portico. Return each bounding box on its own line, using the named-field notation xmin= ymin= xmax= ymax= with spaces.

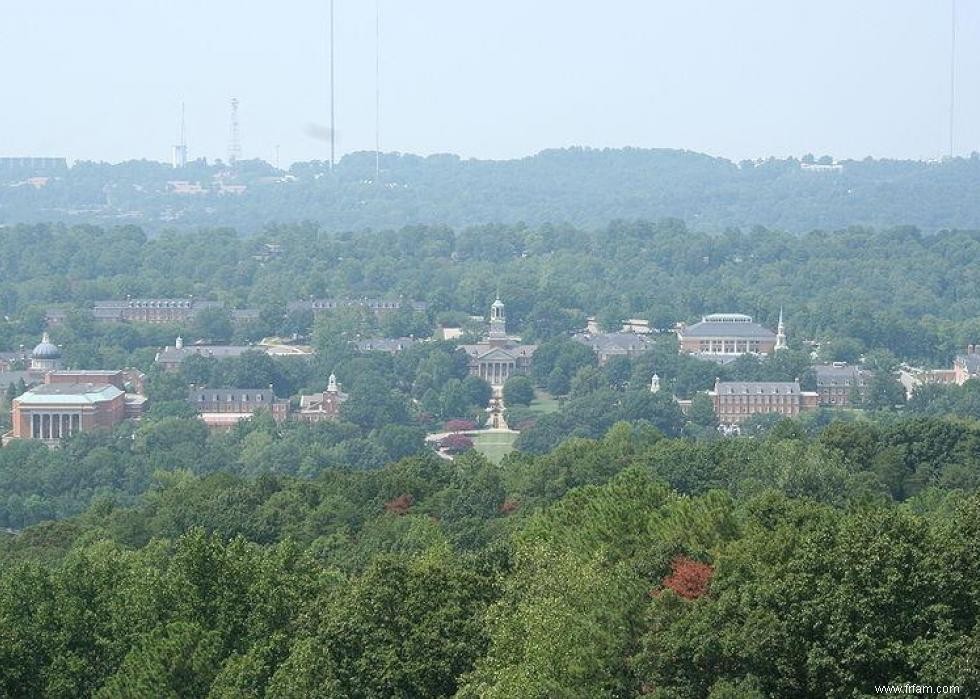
xmin=29 ymin=412 xmax=81 ymax=439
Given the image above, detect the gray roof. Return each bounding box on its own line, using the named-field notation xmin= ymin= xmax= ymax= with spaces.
xmin=288 ymin=298 xmax=428 ymax=313
xmin=713 ymin=381 xmax=803 ymax=395
xmin=680 ymin=315 xmax=776 ymax=340
xmin=459 ymin=342 xmax=537 ymax=360
xmin=572 ymin=332 xmax=652 ymax=353
xmin=188 ymin=388 xmax=278 ymax=405
xmin=956 ymin=353 xmax=980 ymax=374
xmin=92 ymin=299 xmax=222 ymax=320
xmin=814 ymin=364 xmax=869 ymax=386
xmin=353 ymin=337 xmax=418 ymax=353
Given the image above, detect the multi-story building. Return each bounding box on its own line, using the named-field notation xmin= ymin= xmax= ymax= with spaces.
xmin=92 ymin=298 xmax=224 ymax=324
xmin=458 ymin=298 xmax=536 ymax=386
xmin=897 ymin=345 xmax=980 ymax=399
xmin=5 ymin=368 xmax=147 ymax=444
xmin=155 ymin=337 xmax=313 ymax=371
xmin=288 ymin=298 xmax=428 ymax=318
xmin=954 ymin=347 xmax=980 ymax=385
xmin=155 ymin=337 xmax=256 ymax=371
xmin=298 ymin=373 xmax=349 ymax=422
xmin=677 ymin=312 xmax=784 ymax=363
xmin=188 ymin=387 xmax=289 ymax=429
xmin=813 ymin=363 xmax=870 ymax=407
xmin=353 ymin=337 xmax=419 ymax=354
xmin=707 ymin=379 xmax=819 ymax=424
xmin=572 ymin=331 xmax=652 ymax=365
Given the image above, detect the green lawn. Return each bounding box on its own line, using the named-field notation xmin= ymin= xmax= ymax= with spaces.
xmin=472 ymin=431 xmax=518 ymax=464
xmin=529 ymin=391 xmax=560 ymax=415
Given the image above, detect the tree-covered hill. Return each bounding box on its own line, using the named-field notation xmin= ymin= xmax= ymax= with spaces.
xmin=4 ymin=148 xmax=980 ymax=232
xmin=3 ymin=417 xmax=980 ymax=696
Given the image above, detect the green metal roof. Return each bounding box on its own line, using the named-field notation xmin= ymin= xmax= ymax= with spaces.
xmin=16 ymin=384 xmax=123 ymax=406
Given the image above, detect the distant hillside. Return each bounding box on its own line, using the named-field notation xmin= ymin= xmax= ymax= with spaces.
xmin=2 ymin=147 xmax=979 ymax=233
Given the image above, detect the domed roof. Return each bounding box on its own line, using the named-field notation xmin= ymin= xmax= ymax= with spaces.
xmin=32 ymin=332 xmax=61 ymax=359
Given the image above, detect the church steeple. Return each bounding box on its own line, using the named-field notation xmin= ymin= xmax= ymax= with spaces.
xmin=775 ymin=307 xmax=787 ymax=351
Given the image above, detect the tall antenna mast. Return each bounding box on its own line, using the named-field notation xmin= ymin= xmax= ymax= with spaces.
xmin=228 ymin=97 xmax=241 ymax=165
xmin=375 ymin=0 xmax=381 ymax=184
xmin=172 ymin=102 xmax=188 ymax=169
xmin=330 ymin=0 xmax=336 ymax=170
xmin=949 ymin=0 xmax=956 ymax=158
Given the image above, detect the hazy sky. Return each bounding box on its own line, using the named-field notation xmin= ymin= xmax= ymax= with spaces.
xmin=2 ymin=1 xmax=976 ymax=165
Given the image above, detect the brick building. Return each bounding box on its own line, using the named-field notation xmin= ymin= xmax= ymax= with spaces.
xmin=188 ymin=387 xmax=289 ymax=429
xmin=708 ymin=379 xmax=819 ymax=424
xmin=813 ymin=363 xmax=870 ymax=407
xmin=288 ymin=298 xmax=428 ymax=318
xmin=297 ymin=373 xmax=349 ymax=422
xmin=572 ymin=331 xmax=652 ymax=365
xmin=92 ymin=298 xmax=224 ymax=323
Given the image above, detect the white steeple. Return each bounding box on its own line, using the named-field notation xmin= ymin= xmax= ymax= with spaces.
xmin=175 ymin=335 xmax=184 ymax=350
xmin=327 ymin=372 xmax=338 ymax=393
xmin=650 ymin=373 xmax=661 ymax=394
xmin=775 ymin=307 xmax=787 ymax=351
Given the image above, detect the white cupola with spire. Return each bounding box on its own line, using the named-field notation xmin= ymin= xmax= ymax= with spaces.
xmin=327 ymin=372 xmax=339 ymax=393
xmin=774 ymin=307 xmax=787 ymax=351
xmin=487 ymin=295 xmax=508 ymax=345
xmin=175 ymin=335 xmax=184 ymax=350
xmin=650 ymin=373 xmax=661 ymax=394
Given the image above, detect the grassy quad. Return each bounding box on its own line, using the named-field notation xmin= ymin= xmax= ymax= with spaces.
xmin=472 ymin=431 xmax=518 ymax=464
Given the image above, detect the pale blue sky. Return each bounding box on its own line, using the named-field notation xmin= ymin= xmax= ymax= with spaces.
xmin=1 ymin=1 xmax=976 ymax=165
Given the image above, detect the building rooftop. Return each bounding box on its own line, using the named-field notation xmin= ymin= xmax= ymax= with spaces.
xmin=458 ymin=342 xmax=537 ymax=360
xmin=188 ymin=388 xmax=278 ymax=405
xmin=353 ymin=337 xmax=418 ymax=353
xmin=956 ymin=353 xmax=980 ymax=374
xmin=712 ymin=381 xmax=805 ymax=395
xmin=573 ymin=332 xmax=652 ymax=352
xmin=17 ymin=383 xmax=123 ymax=405
xmin=814 ymin=364 xmax=869 ymax=384
xmin=681 ymin=315 xmax=777 ymax=340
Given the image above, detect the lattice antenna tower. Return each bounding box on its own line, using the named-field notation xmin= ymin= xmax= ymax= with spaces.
xmin=228 ymin=97 xmax=242 ymax=165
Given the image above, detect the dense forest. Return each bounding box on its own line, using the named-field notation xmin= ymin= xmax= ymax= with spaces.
xmin=4 ymin=148 xmax=980 ymax=233
xmin=3 ymin=415 xmax=980 ymax=696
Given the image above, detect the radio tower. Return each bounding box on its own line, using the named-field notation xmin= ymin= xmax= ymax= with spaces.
xmin=228 ymin=97 xmax=242 ymax=165
xmin=171 ymin=102 xmax=188 ymax=169
xmin=949 ymin=0 xmax=956 ymax=158
xmin=375 ymin=0 xmax=381 ymax=184
xmin=330 ymin=0 xmax=336 ymax=170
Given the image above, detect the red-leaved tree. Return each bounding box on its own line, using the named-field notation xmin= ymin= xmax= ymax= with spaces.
xmin=657 ymin=555 xmax=713 ymax=600
xmin=441 ymin=433 xmax=475 ymax=454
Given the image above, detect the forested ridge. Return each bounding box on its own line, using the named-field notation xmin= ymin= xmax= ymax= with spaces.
xmin=4 ymin=148 xmax=980 ymax=232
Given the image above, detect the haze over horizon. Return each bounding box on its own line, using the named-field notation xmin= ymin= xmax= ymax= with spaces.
xmin=2 ymin=1 xmax=978 ymax=166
